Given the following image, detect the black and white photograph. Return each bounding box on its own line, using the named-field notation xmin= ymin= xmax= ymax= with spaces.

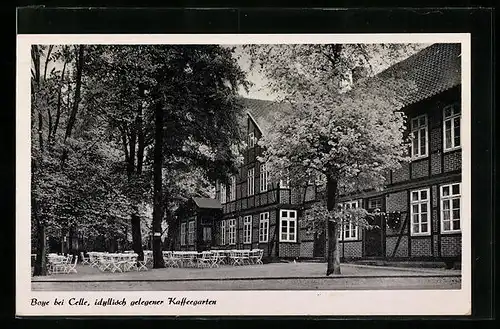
xmin=17 ymin=33 xmax=472 ymax=316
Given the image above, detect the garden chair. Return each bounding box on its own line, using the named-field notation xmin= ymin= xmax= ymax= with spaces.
xmin=65 ymin=255 xmax=78 ymax=274
xmin=137 ymin=255 xmax=149 ymax=271
xmin=250 ymin=249 xmax=264 ymax=265
xmin=196 ymin=252 xmax=212 ymax=268
xmin=124 ymin=255 xmax=138 ymax=271
xmin=52 ymin=256 xmax=70 ymax=274
xmin=80 ymin=252 xmax=90 ymax=265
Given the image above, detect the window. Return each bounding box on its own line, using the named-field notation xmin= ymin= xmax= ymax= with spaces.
xmin=411 ymin=114 xmax=428 ymax=158
xmin=203 ymin=227 xmax=212 ymax=242
xmin=228 ymin=219 xmax=236 ymax=245
xmin=443 ymin=104 xmax=461 ymax=151
xmin=243 ymin=215 xmax=252 ymax=244
xmin=229 ymin=176 xmax=236 ymax=201
xmin=259 ymin=212 xmax=270 ymax=242
xmin=368 ymin=198 xmax=382 ymax=211
xmin=247 ymin=167 xmax=255 ymax=196
xmin=440 ymin=183 xmax=461 ymax=233
xmin=410 ymin=188 xmax=431 ymax=236
xmin=220 ymin=183 xmax=227 ymax=204
xmin=338 ymin=201 xmax=359 ymax=241
xmin=260 ymin=163 xmax=270 ymax=192
xmin=248 ymin=132 xmax=256 ymax=148
xmin=280 ymin=210 xmax=297 ymax=242
xmin=180 ymin=223 xmax=186 ymax=246
xmin=221 ymin=220 xmax=227 ymax=245
xmin=187 ymin=221 xmax=195 ymax=245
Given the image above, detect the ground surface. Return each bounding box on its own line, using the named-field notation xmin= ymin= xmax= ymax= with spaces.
xmin=31 ymin=262 xmax=461 ymax=291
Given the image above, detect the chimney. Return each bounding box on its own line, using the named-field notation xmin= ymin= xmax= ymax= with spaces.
xmin=351 ymin=66 xmax=369 ymax=85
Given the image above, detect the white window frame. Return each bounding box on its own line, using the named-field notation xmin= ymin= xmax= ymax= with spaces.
xmin=443 ymin=104 xmax=461 ymax=152
xmin=440 ymin=183 xmax=461 ymax=233
xmin=279 ymin=209 xmax=297 ymax=242
xmin=248 ymin=132 xmax=256 ymax=148
xmin=228 ymin=218 xmax=236 ymax=245
xmin=180 ymin=223 xmax=186 ymax=246
xmin=368 ymin=198 xmax=382 ymax=211
xmin=247 ymin=167 xmax=255 ymax=196
xmin=220 ymin=183 xmax=227 ymax=204
xmin=410 ymin=114 xmax=429 ymax=159
xmin=410 ymin=188 xmax=431 ymax=236
xmin=221 ymin=220 xmax=227 ymax=245
xmin=338 ymin=201 xmax=359 ymax=241
xmin=229 ymin=176 xmax=236 ymax=201
xmin=259 ymin=212 xmax=270 ymax=243
xmin=187 ymin=221 xmax=195 ymax=245
xmin=243 ymin=215 xmax=252 ymax=244
xmin=260 ymin=163 xmax=270 ymax=192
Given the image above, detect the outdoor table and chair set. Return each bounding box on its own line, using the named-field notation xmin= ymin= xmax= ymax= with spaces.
xmin=32 ymin=248 xmax=264 ymax=275
xmin=162 ymin=249 xmax=264 ymax=268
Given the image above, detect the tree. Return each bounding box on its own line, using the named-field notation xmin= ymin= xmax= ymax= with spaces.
xmin=146 ymin=45 xmax=248 ymax=268
xmin=31 ymin=45 xmax=137 ymax=275
xmin=83 ymin=45 xmax=158 ymax=262
xmin=246 ymin=44 xmax=419 ymax=275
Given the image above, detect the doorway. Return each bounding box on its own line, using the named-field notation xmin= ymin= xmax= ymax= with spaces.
xmin=313 ymin=230 xmax=326 ymax=258
xmin=364 ymin=213 xmax=384 ymax=257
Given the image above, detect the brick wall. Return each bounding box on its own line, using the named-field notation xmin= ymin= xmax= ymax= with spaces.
xmin=386 ymin=191 xmax=408 ymax=213
xmin=392 ymin=162 xmax=410 ymax=183
xmin=410 ymin=237 xmax=432 ymax=257
xmin=441 ymin=235 xmax=461 ymax=257
xmin=444 ymin=151 xmax=461 ymax=172
xmin=252 ymin=213 xmax=259 ymax=245
xmin=279 ymin=243 xmax=300 ymax=258
xmin=386 ymin=236 xmax=408 ymax=257
xmin=299 ymin=225 xmax=312 ymax=241
xmin=411 ymin=159 xmax=429 ymax=179
xmin=300 ymin=241 xmax=314 ymax=258
xmin=429 ymin=125 xmax=442 ymax=153
xmin=343 ymin=241 xmax=363 ymax=258
xmin=280 ymin=190 xmax=291 ymax=203
xmin=430 ymin=153 xmax=442 ymax=175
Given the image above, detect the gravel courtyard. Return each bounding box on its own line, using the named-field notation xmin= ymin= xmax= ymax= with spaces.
xmin=31 ymin=262 xmax=461 ymax=291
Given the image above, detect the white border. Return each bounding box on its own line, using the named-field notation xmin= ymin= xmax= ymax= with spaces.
xmin=17 ymin=33 xmax=471 ymax=316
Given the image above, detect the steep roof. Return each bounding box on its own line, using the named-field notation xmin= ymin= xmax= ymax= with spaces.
xmin=192 ymin=197 xmax=222 ymax=209
xmin=238 ymin=97 xmax=292 ymax=136
xmin=240 ymin=43 xmax=461 ymax=135
xmin=376 ymin=43 xmax=461 ymax=106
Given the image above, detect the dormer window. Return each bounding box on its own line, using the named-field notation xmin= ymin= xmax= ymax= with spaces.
xmin=248 ymin=132 xmax=256 ymax=148
xmin=443 ymin=104 xmax=461 ymax=151
xmin=411 ymin=114 xmax=428 ymax=159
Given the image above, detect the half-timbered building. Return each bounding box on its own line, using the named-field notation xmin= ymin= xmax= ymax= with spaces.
xmin=181 ymin=43 xmax=462 ymax=264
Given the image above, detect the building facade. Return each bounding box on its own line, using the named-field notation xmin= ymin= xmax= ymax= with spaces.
xmin=182 ymin=43 xmax=463 ymax=263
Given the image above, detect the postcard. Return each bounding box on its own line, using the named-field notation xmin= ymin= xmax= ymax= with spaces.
xmin=17 ymin=33 xmax=471 ymax=316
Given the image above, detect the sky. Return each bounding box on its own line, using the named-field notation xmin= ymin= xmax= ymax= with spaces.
xmin=41 ymin=43 xmax=430 ymax=101
xmin=233 ymin=43 xmax=431 ymax=101
xmin=233 ymin=46 xmax=279 ymax=101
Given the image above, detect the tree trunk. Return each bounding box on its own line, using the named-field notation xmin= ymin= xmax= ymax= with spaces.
xmin=64 ymin=45 xmax=84 ymax=141
xmin=32 ymin=198 xmax=47 ymax=276
xmin=326 ymin=175 xmax=341 ymax=276
xmin=61 ymin=45 xmax=84 ymax=166
xmin=131 ymin=210 xmax=144 ymax=261
xmin=152 ymin=97 xmax=165 ymax=268
xmin=50 ymin=55 xmax=67 ymax=146
xmin=127 ymin=84 xmax=147 ymax=262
